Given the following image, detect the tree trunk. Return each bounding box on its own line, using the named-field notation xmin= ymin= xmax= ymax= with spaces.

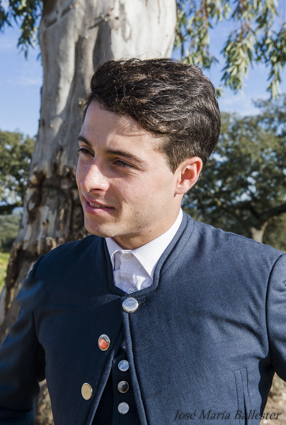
xmin=249 ymin=222 xmax=268 ymax=243
xmin=0 ymin=1 xmax=176 ymax=423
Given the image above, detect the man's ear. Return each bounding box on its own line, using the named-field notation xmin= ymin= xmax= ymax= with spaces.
xmin=175 ymin=157 xmax=203 ymax=195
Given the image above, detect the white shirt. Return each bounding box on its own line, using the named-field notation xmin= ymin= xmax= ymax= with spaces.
xmin=106 ymin=209 xmax=183 ymax=293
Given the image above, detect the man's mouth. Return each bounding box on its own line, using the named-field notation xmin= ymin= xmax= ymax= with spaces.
xmin=89 ymin=202 xmax=106 ymax=208
xmin=84 ymin=198 xmax=113 ymax=210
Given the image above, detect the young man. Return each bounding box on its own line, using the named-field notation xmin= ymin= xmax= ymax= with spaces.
xmin=0 ymin=59 xmax=285 ymax=425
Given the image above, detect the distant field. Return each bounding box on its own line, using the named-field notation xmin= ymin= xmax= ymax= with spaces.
xmin=0 ymin=252 xmax=9 ymax=290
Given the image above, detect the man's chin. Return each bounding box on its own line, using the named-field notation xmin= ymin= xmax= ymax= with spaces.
xmin=84 ymin=221 xmax=116 ymax=238
xmin=85 ymin=227 xmax=111 ymax=238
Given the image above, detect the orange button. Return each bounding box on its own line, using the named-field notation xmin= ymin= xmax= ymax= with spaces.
xmin=98 ymin=334 xmax=110 ymax=351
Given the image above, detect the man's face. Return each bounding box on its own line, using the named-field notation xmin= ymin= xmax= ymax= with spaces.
xmin=76 ymin=102 xmax=185 ymax=249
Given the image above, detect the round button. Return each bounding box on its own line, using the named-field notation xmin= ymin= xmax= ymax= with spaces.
xmin=118 ymin=402 xmax=129 ymax=414
xmin=98 ymin=334 xmax=110 ymax=351
xmin=81 ymin=383 xmax=93 ymax=400
xmin=117 ymin=380 xmax=129 ymax=393
xmin=118 ymin=360 xmax=129 ymax=372
xmin=122 ymin=297 xmax=139 ymax=313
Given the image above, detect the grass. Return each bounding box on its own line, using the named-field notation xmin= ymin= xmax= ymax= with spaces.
xmin=0 ymin=252 xmax=9 ymax=291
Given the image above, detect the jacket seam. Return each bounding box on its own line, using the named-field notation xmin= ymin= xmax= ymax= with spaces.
xmin=159 ymin=216 xmax=195 ymax=277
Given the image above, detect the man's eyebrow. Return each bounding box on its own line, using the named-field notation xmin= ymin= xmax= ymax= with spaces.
xmin=104 ymin=148 xmax=146 ymax=166
xmin=78 ymin=135 xmax=92 ymax=146
xmin=78 ymin=135 xmax=146 ymax=166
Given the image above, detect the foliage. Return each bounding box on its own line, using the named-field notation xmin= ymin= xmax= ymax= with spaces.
xmin=175 ymin=0 xmax=286 ymax=97
xmin=0 ymin=214 xmax=21 ymax=252
xmin=0 ymin=252 xmax=10 ymax=290
xmin=0 ymin=0 xmax=42 ymax=56
xmin=0 ymin=130 xmax=35 ymax=214
xmin=183 ymin=94 xmax=286 ymax=246
xmin=263 ymin=214 xmax=286 ymax=252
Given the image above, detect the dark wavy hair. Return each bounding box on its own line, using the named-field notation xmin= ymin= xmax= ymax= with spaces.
xmin=83 ymin=58 xmax=221 ymax=172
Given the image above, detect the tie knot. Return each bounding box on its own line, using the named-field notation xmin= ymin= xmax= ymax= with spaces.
xmin=112 ymin=250 xmax=151 ymax=293
xmin=113 ymin=250 xmax=134 ymax=270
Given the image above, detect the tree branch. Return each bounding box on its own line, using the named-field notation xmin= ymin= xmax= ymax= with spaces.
xmin=0 ymin=203 xmax=22 ymax=215
xmin=261 ymin=203 xmax=286 ymax=222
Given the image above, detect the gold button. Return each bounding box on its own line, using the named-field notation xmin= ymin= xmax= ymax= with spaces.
xmin=98 ymin=334 xmax=110 ymax=351
xmin=122 ymin=297 xmax=139 ymax=313
xmin=117 ymin=380 xmax=129 ymax=393
xmin=118 ymin=360 xmax=129 ymax=372
xmin=118 ymin=402 xmax=129 ymax=414
xmin=81 ymin=383 xmax=93 ymax=400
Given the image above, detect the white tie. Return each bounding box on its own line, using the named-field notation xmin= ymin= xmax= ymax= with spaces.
xmin=113 ymin=250 xmax=152 ymax=293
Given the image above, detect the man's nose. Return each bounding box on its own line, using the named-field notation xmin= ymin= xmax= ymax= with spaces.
xmin=80 ymin=163 xmax=109 ymax=193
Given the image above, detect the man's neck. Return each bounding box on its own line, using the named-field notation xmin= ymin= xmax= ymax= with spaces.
xmin=110 ymin=209 xmax=183 ymax=250
xmin=106 ymin=209 xmax=183 ymax=279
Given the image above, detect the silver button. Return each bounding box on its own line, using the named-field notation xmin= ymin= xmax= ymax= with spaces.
xmin=117 ymin=380 xmax=129 ymax=393
xmin=81 ymin=383 xmax=93 ymax=400
xmin=122 ymin=297 xmax=139 ymax=313
xmin=118 ymin=402 xmax=129 ymax=414
xmin=118 ymin=360 xmax=129 ymax=372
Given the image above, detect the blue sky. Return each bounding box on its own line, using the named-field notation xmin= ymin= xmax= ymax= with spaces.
xmin=0 ymin=23 xmax=286 ymax=137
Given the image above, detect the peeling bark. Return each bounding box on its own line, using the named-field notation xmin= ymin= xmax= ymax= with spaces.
xmin=0 ymin=0 xmax=176 ymax=423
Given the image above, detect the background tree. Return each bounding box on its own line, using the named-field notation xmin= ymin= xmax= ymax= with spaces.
xmin=0 ymin=130 xmax=35 ymax=214
xmin=2 ymin=1 xmax=286 ymax=95
xmin=264 ymin=214 xmax=286 ymax=252
xmin=183 ymin=95 xmax=286 ymax=246
xmin=0 ymin=215 xmax=21 ymax=253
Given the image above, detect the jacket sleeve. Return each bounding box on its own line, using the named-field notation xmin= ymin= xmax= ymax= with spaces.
xmin=0 ymin=258 xmax=46 ymax=424
xmin=267 ymin=253 xmax=286 ymax=381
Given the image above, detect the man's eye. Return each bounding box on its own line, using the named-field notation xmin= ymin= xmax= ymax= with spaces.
xmin=114 ymin=160 xmax=133 ymax=168
xmin=77 ymin=147 xmax=92 ymax=156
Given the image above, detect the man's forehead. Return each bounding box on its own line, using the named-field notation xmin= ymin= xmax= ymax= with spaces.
xmin=81 ymin=101 xmax=164 ymax=146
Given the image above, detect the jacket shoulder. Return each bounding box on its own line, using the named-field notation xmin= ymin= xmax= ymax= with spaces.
xmin=35 ymin=235 xmax=102 ymax=272
xmin=17 ymin=236 xmax=104 ymax=309
xmin=188 ymin=218 xmax=284 ymax=279
xmin=193 ymin=218 xmax=283 ymax=255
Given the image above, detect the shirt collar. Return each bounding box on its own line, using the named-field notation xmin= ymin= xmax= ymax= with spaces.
xmin=106 ymin=209 xmax=183 ymax=278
